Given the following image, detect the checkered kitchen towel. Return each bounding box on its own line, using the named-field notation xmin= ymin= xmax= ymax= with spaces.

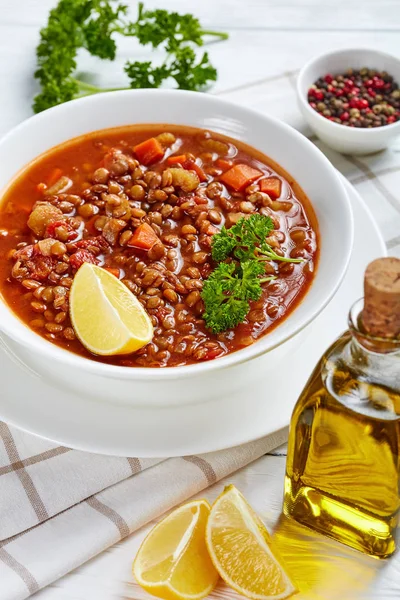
xmin=0 ymin=424 xmax=288 ymax=600
xmin=1 ymin=70 xmax=400 ymax=600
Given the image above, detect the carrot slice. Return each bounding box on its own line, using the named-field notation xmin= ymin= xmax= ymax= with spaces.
xmin=133 ymin=138 xmax=164 ymax=166
xmin=216 ymin=158 xmax=233 ymax=171
xmin=167 ymin=154 xmax=187 ymax=165
xmin=220 ymin=164 xmax=262 ymax=191
xmin=259 ymin=177 xmax=282 ymax=199
xmin=104 ymin=267 xmax=121 ymax=278
xmin=128 ymin=223 xmax=159 ymax=250
xmin=184 ymin=160 xmax=207 ymax=182
xmin=46 ymin=167 xmax=63 ymax=187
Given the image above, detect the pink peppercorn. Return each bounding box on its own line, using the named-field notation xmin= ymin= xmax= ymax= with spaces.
xmin=373 ymin=78 xmax=385 ymax=89
xmin=358 ymin=99 xmax=369 ymax=109
xmin=308 ymin=67 xmax=400 ymax=128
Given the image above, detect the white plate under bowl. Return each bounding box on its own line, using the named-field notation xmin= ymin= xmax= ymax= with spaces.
xmin=0 ymin=177 xmax=385 ymax=457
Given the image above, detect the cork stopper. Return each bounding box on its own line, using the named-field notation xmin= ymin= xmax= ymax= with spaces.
xmin=362 ymin=257 xmax=400 ymax=339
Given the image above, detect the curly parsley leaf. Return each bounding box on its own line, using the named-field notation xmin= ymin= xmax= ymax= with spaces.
xmin=238 ymin=260 xmax=265 ymax=301
xmin=83 ymin=1 xmax=128 ymax=59
xmin=168 ymin=49 xmax=217 ymax=91
xmin=124 ymin=61 xmax=170 ymax=89
xmin=33 ymin=0 xmax=228 ymax=113
xmin=202 ymin=263 xmax=250 ymax=334
xmin=33 ymin=0 xmax=87 ymax=112
xmin=230 ymin=214 xmax=275 ymax=260
xmin=211 ymin=226 xmax=237 ymax=262
xmin=212 ymin=214 xmax=274 ymax=262
xmin=202 ymin=214 xmax=304 ymax=334
xmin=129 ymin=3 xmax=206 ymax=51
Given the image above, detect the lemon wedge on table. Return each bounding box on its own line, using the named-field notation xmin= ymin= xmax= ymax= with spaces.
xmin=69 ymin=263 xmax=153 ymax=356
xmin=133 ymin=499 xmax=219 ymax=600
xmin=206 ymin=485 xmax=296 ymax=600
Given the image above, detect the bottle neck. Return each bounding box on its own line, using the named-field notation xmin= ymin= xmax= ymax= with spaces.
xmin=348 ymin=298 xmax=400 ymax=356
xmin=321 ymin=300 xmax=400 ymax=417
xmin=345 ymin=298 xmax=400 ymax=388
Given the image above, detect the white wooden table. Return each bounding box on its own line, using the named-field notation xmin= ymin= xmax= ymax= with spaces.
xmin=1 ymin=1 xmax=400 ymax=598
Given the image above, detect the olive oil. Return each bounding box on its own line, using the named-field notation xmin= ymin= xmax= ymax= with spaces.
xmin=283 ymin=258 xmax=400 ymax=559
xmin=284 ymin=331 xmax=400 ymax=558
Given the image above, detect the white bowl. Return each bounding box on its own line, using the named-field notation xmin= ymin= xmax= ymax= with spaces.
xmin=0 ymin=89 xmax=353 ymax=407
xmin=297 ymin=48 xmax=400 ymax=155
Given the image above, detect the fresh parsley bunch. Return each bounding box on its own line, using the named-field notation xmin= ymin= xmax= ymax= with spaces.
xmin=202 ymin=214 xmax=303 ymax=334
xmin=33 ymin=0 xmax=228 ymax=113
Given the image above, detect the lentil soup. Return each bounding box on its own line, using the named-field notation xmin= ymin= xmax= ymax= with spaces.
xmin=0 ymin=125 xmax=318 ymax=367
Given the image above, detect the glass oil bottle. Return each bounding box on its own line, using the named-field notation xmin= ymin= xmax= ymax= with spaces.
xmin=283 ymin=257 xmax=400 ymax=559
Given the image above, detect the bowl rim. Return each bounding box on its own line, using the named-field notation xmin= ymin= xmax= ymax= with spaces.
xmin=0 ymin=88 xmax=354 ymax=380
xmin=297 ymin=47 xmax=400 ymax=135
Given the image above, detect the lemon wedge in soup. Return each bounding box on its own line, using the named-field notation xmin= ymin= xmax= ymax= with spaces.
xmin=69 ymin=263 xmax=153 ymax=356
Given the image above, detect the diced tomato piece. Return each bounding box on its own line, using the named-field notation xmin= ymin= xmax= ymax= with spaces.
xmin=128 ymin=223 xmax=159 ymax=250
xmin=45 ymin=220 xmax=78 ymax=241
xmin=74 ymin=236 xmax=110 ymax=251
xmin=167 ymin=154 xmax=187 ymax=165
xmin=184 ymin=160 xmax=207 ymax=182
xmin=70 ymin=250 xmax=99 ymax=270
xmin=220 ymin=164 xmax=262 ymax=191
xmin=12 ymin=243 xmax=57 ymax=281
xmin=29 ymin=256 xmax=56 ymax=281
xmin=104 ymin=267 xmax=121 ymax=278
xmin=15 ymin=245 xmax=34 ymax=261
xmin=215 ymin=158 xmax=233 ymax=171
xmin=133 ymin=137 xmax=164 ymax=165
xmin=259 ymin=177 xmax=282 ymax=199
xmin=204 ymin=347 xmax=225 ymax=360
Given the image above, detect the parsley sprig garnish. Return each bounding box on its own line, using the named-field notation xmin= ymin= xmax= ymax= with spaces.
xmin=201 ymin=214 xmax=304 ymax=334
xmin=33 ymin=0 xmax=228 ymax=113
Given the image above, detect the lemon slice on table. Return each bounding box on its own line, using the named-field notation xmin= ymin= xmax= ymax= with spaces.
xmin=206 ymin=485 xmax=296 ymax=600
xmin=69 ymin=263 xmax=153 ymax=356
xmin=133 ymin=499 xmax=219 ymax=600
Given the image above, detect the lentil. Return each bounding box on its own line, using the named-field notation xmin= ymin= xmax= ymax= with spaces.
xmin=31 ymin=301 xmax=46 ymax=313
xmin=45 ymin=322 xmax=64 ymax=333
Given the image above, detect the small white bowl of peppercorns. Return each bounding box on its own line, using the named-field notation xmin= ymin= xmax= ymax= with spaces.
xmin=297 ymin=48 xmax=400 ymax=154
